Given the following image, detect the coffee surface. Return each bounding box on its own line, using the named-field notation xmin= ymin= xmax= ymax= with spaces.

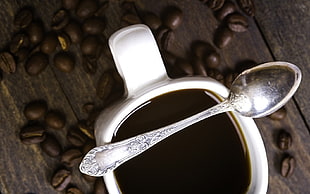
xmin=113 ymin=89 xmax=250 ymax=194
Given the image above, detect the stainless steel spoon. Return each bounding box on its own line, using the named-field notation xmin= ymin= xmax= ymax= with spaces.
xmin=80 ymin=61 xmax=302 ymax=177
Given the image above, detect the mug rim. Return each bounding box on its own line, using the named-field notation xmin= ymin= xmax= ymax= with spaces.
xmin=95 ymin=76 xmax=268 ymax=194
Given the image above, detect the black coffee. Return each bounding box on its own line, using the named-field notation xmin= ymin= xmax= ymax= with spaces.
xmin=112 ymin=89 xmax=251 ymax=194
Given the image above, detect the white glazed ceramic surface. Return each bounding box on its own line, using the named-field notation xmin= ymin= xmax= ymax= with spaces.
xmin=94 ymin=24 xmax=268 ymax=194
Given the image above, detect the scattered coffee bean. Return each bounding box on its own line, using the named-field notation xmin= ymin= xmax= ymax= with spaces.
xmin=64 ymin=21 xmax=83 ymax=44
xmin=236 ymin=0 xmax=255 ymax=17
xmin=268 ymin=107 xmax=287 ymax=120
xmin=215 ymin=1 xmax=237 ymax=21
xmin=15 ymin=48 xmax=30 ymax=63
xmin=277 ymin=130 xmax=292 ymax=150
xmin=20 ymin=124 xmax=46 ymax=144
xmin=25 ymin=52 xmax=48 ymax=76
xmin=96 ymin=71 xmax=114 ymax=102
xmin=162 ymin=50 xmax=177 ymax=67
xmin=162 ymin=7 xmax=183 ymax=30
xmin=142 ymin=12 xmax=162 ymax=31
xmin=82 ymin=102 xmax=95 ymax=113
xmin=67 ymin=127 xmax=88 ymax=147
xmin=281 ymin=155 xmax=295 ymax=177
xmin=214 ymin=27 xmax=234 ymax=48
xmin=76 ymin=0 xmax=98 ymax=19
xmin=14 ymin=8 xmax=33 ymax=29
xmin=23 ymin=100 xmax=48 ymax=120
xmin=66 ymin=187 xmax=83 ymax=194
xmin=57 ymin=32 xmax=72 ymax=51
xmin=61 ymin=148 xmax=83 ymax=168
xmin=82 ymin=17 xmax=106 ymax=35
xmin=40 ymin=133 xmax=62 ymax=157
xmin=62 ymin=0 xmax=79 ymax=10
xmin=0 ymin=52 xmax=16 ymax=73
xmin=82 ymin=55 xmax=97 ymax=74
xmin=51 ymin=169 xmax=72 ymax=191
xmin=80 ymin=35 xmax=101 ymax=56
xmin=207 ymin=0 xmax=226 ymax=11
xmin=226 ymin=12 xmax=248 ymax=32
xmin=9 ymin=33 xmax=30 ymax=54
xmin=26 ymin=21 xmax=44 ymax=45
xmin=94 ymin=1 xmax=110 ymax=17
xmin=175 ymin=58 xmax=194 ymax=76
xmin=207 ymin=68 xmax=224 ymax=83
xmin=191 ymin=41 xmax=214 ymax=58
xmin=204 ymin=51 xmax=221 ymax=69
xmin=45 ymin=110 xmax=66 ymax=129
xmin=40 ymin=32 xmax=58 ymax=54
xmin=51 ymin=9 xmax=70 ymax=31
xmin=121 ymin=13 xmax=141 ymax=25
xmin=193 ymin=58 xmax=207 ymax=76
xmin=53 ymin=52 xmax=75 ymax=73
xmin=94 ymin=178 xmax=108 ymax=194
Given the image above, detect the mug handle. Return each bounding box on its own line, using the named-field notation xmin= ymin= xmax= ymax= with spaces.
xmin=109 ymin=24 xmax=169 ymax=97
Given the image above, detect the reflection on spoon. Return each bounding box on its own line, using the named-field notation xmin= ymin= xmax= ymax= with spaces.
xmin=79 ymin=61 xmax=302 ymax=177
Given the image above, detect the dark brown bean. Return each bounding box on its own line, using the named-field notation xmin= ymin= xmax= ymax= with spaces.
xmin=226 ymin=12 xmax=249 ymax=32
xmin=62 ymin=0 xmax=79 ymax=10
xmin=23 ymin=100 xmax=48 ymax=120
xmin=15 ymin=48 xmax=30 ymax=63
xmin=207 ymin=0 xmax=226 ymax=11
xmin=155 ymin=26 xmax=174 ymax=50
xmin=26 ymin=22 xmax=44 ymax=45
xmin=40 ymin=32 xmax=58 ymax=54
xmin=66 ymin=187 xmax=83 ymax=194
xmin=96 ymin=71 xmax=114 ymax=102
xmin=121 ymin=13 xmax=141 ymax=25
xmin=76 ymin=0 xmax=98 ymax=19
xmin=0 ymin=52 xmax=16 ymax=73
xmin=162 ymin=7 xmax=183 ymax=30
xmin=193 ymin=58 xmax=207 ymax=76
xmin=82 ymin=102 xmax=95 ymax=113
xmin=268 ymin=107 xmax=287 ymax=120
xmin=175 ymin=58 xmax=194 ymax=76
xmin=277 ymin=130 xmax=292 ymax=150
xmin=281 ymin=155 xmax=295 ymax=177
xmin=14 ymin=8 xmax=33 ymax=29
xmin=82 ymin=55 xmax=97 ymax=74
xmin=10 ymin=33 xmax=30 ymax=54
xmin=82 ymin=17 xmax=106 ymax=35
xmin=94 ymin=1 xmax=109 ymax=17
xmin=61 ymin=148 xmax=83 ymax=168
xmin=20 ymin=124 xmax=46 ymax=144
xmin=51 ymin=9 xmax=70 ymax=31
xmin=25 ymin=52 xmax=48 ymax=76
xmin=215 ymin=1 xmax=237 ymax=21
xmin=214 ymin=27 xmax=234 ymax=48
xmin=45 ymin=110 xmax=66 ymax=129
xmin=236 ymin=0 xmax=255 ymax=17
xmin=207 ymin=68 xmax=224 ymax=83
xmin=40 ymin=134 xmax=62 ymax=157
xmin=204 ymin=51 xmax=221 ymax=69
xmin=51 ymin=169 xmax=72 ymax=191
xmin=191 ymin=41 xmax=214 ymax=58
xmin=57 ymin=32 xmax=72 ymax=51
xmin=94 ymin=178 xmax=108 ymax=194
xmin=142 ymin=12 xmax=162 ymax=30
xmin=80 ymin=35 xmax=101 ymax=56
xmin=53 ymin=52 xmax=75 ymax=73
xmin=67 ymin=127 xmax=88 ymax=147
xmin=64 ymin=21 xmax=83 ymax=44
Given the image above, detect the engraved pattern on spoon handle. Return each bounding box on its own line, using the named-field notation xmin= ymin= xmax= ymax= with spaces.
xmin=80 ymin=100 xmax=232 ymax=177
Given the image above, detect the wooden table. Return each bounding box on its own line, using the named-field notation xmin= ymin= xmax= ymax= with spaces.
xmin=0 ymin=0 xmax=309 ymax=193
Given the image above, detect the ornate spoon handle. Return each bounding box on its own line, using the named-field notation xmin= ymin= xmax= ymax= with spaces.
xmin=80 ymin=100 xmax=232 ymax=177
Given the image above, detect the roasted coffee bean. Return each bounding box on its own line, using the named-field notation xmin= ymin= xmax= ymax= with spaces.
xmin=94 ymin=1 xmax=109 ymax=17
xmin=236 ymin=0 xmax=255 ymax=17
xmin=20 ymin=124 xmax=46 ymax=144
xmin=191 ymin=41 xmax=214 ymax=58
xmin=94 ymin=178 xmax=108 ymax=194
xmin=25 ymin=52 xmax=48 ymax=76
xmin=207 ymin=68 xmax=224 ymax=83
xmin=52 ymin=9 xmax=70 ymax=31
xmin=268 ymin=107 xmax=287 ymax=120
xmin=14 ymin=8 xmax=33 ymax=29
xmin=214 ymin=27 xmax=234 ymax=48
xmin=193 ymin=58 xmax=207 ymax=76
xmin=162 ymin=7 xmax=183 ymax=30
xmin=204 ymin=51 xmax=220 ymax=68
xmin=156 ymin=26 xmax=174 ymax=50
xmin=277 ymin=130 xmax=292 ymax=150
xmin=175 ymin=58 xmax=194 ymax=76
xmin=162 ymin=50 xmax=177 ymax=67
xmin=40 ymin=134 xmax=62 ymax=157
xmin=51 ymin=169 xmax=72 ymax=191
xmin=66 ymin=187 xmax=83 ymax=194
xmin=67 ymin=127 xmax=88 ymax=147
xmin=15 ymin=48 xmax=29 ymax=63
xmin=142 ymin=12 xmax=162 ymax=31
xmin=57 ymin=32 xmax=71 ymax=51
xmin=61 ymin=148 xmax=83 ymax=168
xmin=82 ymin=102 xmax=95 ymax=113
xmin=121 ymin=13 xmax=141 ymax=25
xmin=226 ymin=12 xmax=248 ymax=32
xmin=40 ymin=32 xmax=58 ymax=54
xmin=53 ymin=52 xmax=75 ymax=73
xmin=26 ymin=22 xmax=44 ymax=44
xmin=207 ymin=0 xmax=226 ymax=11
xmin=96 ymin=71 xmax=114 ymax=102
xmin=9 ymin=33 xmax=30 ymax=54
xmin=64 ymin=21 xmax=83 ymax=44
xmin=0 ymin=52 xmax=16 ymax=73
xmin=76 ymin=0 xmax=98 ymax=19
xmin=78 ymin=120 xmax=95 ymax=139
xmin=45 ymin=110 xmax=66 ymax=129
xmin=215 ymin=1 xmax=237 ymax=21
xmin=82 ymin=17 xmax=106 ymax=35
xmin=24 ymin=100 xmax=48 ymax=120
xmin=62 ymin=0 xmax=79 ymax=10
xmin=80 ymin=35 xmax=101 ymax=56
xmin=82 ymin=55 xmax=97 ymax=74
xmin=281 ymin=155 xmax=295 ymax=177
xmin=82 ymin=139 xmax=96 ymax=154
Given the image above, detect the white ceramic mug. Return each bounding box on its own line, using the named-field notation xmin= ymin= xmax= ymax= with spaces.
xmin=94 ymin=24 xmax=268 ymax=194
